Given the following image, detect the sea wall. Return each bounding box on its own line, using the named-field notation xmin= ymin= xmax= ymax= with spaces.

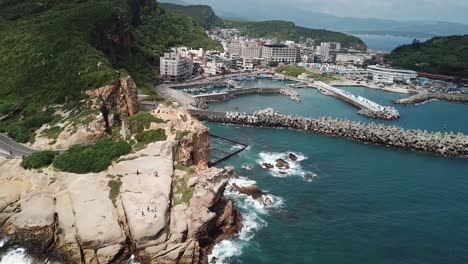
xmin=189 ymin=109 xmax=468 ymax=158
xmin=395 ymin=93 xmax=468 ymax=105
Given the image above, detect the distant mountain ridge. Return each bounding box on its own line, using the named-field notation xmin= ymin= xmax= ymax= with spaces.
xmin=159 ymin=0 xmax=468 ymax=37
xmin=160 ymin=3 xmax=367 ymax=50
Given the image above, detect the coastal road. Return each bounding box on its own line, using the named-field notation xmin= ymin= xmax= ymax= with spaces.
xmin=0 ymin=134 xmax=36 ymax=158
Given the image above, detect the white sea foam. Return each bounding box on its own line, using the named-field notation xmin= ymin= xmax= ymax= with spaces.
xmin=0 ymin=238 xmax=7 ymax=248
xmin=0 ymin=248 xmax=32 ymax=264
xmin=208 ymin=176 xmax=284 ymax=263
xmin=257 ymin=151 xmax=309 ymax=178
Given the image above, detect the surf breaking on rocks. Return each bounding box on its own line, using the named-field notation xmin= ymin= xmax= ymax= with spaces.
xmin=189 ymin=108 xmax=468 ymax=158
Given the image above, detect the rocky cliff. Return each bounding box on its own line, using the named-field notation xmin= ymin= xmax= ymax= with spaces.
xmin=0 ymin=105 xmax=242 ymax=263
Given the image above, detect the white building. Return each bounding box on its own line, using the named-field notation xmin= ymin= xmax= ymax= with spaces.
xmin=367 ymin=65 xmax=417 ymax=84
xmin=318 ymin=42 xmax=331 ymax=62
xmin=336 ymin=52 xmax=371 ymax=66
xmin=227 ymin=39 xmax=242 ymax=56
xmin=160 ymin=52 xmax=193 ymax=83
xmin=262 ymin=44 xmax=300 ymax=64
xmin=241 ymin=45 xmax=262 ymax=59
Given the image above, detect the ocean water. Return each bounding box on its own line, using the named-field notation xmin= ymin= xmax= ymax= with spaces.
xmin=207 ymin=85 xmax=468 ymax=263
xmin=352 ymin=34 xmax=428 ymax=52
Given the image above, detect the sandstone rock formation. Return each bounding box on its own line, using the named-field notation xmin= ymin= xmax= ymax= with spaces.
xmin=0 ymin=106 xmax=242 ymax=263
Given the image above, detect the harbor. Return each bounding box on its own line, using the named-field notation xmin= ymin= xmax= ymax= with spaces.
xmin=157 ymin=75 xmax=402 ymax=120
xmin=190 ymin=108 xmax=468 ymax=158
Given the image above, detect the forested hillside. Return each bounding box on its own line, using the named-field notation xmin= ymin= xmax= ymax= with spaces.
xmin=160 ymin=3 xmax=367 ymax=50
xmin=0 ymin=0 xmax=220 ymax=105
xmin=386 ymin=36 xmax=468 ymax=78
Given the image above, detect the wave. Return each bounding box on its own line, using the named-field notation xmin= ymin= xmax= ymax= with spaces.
xmin=208 ymin=176 xmax=283 ymax=264
xmin=257 ymin=151 xmax=314 ymax=180
xmin=0 ymin=248 xmax=32 ymax=264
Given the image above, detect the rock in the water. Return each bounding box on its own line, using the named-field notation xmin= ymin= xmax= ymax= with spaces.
xmin=275 ymin=159 xmax=290 ymax=169
xmin=288 ymin=153 xmax=298 ymax=161
xmin=262 ymin=163 xmax=274 ymax=169
xmin=232 ymin=183 xmax=273 ymax=206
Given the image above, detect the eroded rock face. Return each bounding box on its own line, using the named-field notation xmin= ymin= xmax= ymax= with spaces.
xmin=86 ymin=76 xmax=139 ymax=118
xmin=0 ymin=108 xmax=242 ymax=263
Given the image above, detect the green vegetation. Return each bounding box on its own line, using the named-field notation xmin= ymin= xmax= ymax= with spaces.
xmin=0 ymin=1 xmax=220 ymax=140
xmin=175 ymin=130 xmax=191 ymax=141
xmin=386 ymin=36 xmax=468 ymax=78
xmin=21 ymin=151 xmax=59 ymax=170
xmin=53 ymin=139 xmax=132 ymax=174
xmin=174 ymin=164 xmax=195 ymax=205
xmin=41 ymin=126 xmax=63 ymax=140
xmin=128 ymin=112 xmax=164 ymax=133
xmin=276 ymin=65 xmax=341 ymax=81
xmin=175 ymin=164 xmax=195 ymax=174
xmin=158 ymin=3 xmax=366 ymax=50
xmin=276 ymin=65 xmax=308 ymax=77
xmin=108 ymin=178 xmax=122 ymax=206
xmin=160 ymin=3 xmax=224 ymax=29
xmin=135 ymin=129 xmax=167 ymax=145
xmin=0 ymin=110 xmax=56 ymax=143
xmin=224 ymin=20 xmax=367 ymax=50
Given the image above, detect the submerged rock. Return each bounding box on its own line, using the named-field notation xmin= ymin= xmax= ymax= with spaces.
xmin=288 ymin=153 xmax=298 ymax=161
xmin=262 ymin=163 xmax=274 ymax=169
xmin=275 ymin=159 xmax=290 ymax=169
xmin=232 ymin=183 xmax=273 ymax=206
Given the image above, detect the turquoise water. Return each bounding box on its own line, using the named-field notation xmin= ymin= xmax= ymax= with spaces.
xmin=210 ymin=86 xmax=468 ymax=134
xmin=207 ymin=85 xmax=468 ymax=263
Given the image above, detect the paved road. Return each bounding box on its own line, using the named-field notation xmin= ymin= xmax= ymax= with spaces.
xmin=0 ymin=134 xmax=36 ymax=158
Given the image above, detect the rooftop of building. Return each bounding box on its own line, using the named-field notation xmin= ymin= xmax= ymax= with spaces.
xmin=367 ymin=64 xmax=417 ymax=74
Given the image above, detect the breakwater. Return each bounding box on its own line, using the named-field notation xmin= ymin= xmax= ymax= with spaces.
xmin=395 ymin=93 xmax=468 ymax=105
xmin=279 ymin=88 xmax=301 ymax=103
xmin=190 ymin=109 xmax=468 ymax=158
xmin=312 ymin=82 xmax=400 ymax=120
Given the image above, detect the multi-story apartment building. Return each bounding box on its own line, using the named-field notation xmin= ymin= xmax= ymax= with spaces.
xmin=241 ymin=45 xmax=262 ymax=59
xmin=262 ymin=44 xmax=300 ymax=64
xmin=160 ymin=52 xmax=193 ymax=83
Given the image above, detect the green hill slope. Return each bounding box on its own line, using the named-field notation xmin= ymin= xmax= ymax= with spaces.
xmin=159 ymin=3 xmax=223 ymax=28
xmin=0 ymin=0 xmax=220 ymax=106
xmin=385 ymin=35 xmax=468 ymax=78
xmin=159 ymin=3 xmax=366 ymax=50
xmin=225 ymin=20 xmax=367 ymax=50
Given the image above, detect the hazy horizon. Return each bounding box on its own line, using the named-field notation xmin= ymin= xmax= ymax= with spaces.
xmin=173 ymin=0 xmax=468 ymax=25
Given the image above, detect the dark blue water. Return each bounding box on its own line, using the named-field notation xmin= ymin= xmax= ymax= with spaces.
xmin=352 ymin=34 xmax=428 ymax=52
xmin=207 ymin=85 xmax=468 ymax=264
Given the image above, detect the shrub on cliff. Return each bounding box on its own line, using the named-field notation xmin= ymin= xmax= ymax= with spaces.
xmin=21 ymin=151 xmax=59 ymax=170
xmin=53 ymin=139 xmax=132 ymax=174
xmin=128 ymin=112 xmax=164 ymax=133
xmin=135 ymin=129 xmax=167 ymax=145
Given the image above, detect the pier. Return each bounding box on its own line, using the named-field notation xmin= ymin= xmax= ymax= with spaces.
xmin=310 ymin=82 xmax=400 ymax=120
xmin=189 ymin=109 xmax=468 ymax=158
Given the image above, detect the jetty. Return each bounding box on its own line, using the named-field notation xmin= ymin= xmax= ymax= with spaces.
xmin=395 ymin=93 xmax=468 ymax=105
xmin=188 ymin=109 xmax=468 ymax=158
xmin=311 ymin=82 xmax=400 ymax=120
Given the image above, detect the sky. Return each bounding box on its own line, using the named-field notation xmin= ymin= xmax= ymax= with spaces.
xmin=180 ymin=0 xmax=468 ymax=24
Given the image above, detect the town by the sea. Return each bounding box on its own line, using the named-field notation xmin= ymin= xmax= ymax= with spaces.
xmin=206 ymin=79 xmax=468 ymax=263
